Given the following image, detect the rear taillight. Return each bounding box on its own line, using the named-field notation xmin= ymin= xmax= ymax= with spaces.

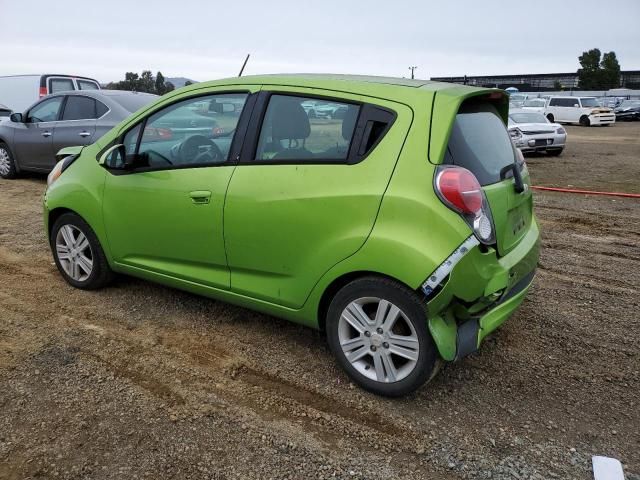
xmin=435 ymin=166 xmax=495 ymax=244
xmin=39 ymin=87 xmax=47 ymax=97
xmin=436 ymin=167 xmax=482 ymax=215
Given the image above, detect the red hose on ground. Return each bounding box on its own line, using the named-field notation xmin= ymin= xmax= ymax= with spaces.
xmin=531 ymin=186 xmax=640 ymax=199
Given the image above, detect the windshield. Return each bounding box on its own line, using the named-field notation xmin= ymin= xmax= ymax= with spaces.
xmin=580 ymin=98 xmax=599 ymax=108
xmin=113 ymin=94 xmax=157 ymax=113
xmin=444 ymin=103 xmax=516 ymax=186
xmin=620 ymin=100 xmax=640 ymax=108
xmin=524 ymin=99 xmax=545 ymax=107
xmin=509 ymin=113 xmax=548 ymax=124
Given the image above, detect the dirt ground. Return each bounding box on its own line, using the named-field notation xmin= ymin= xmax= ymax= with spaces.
xmin=0 ymin=123 xmax=638 ymax=480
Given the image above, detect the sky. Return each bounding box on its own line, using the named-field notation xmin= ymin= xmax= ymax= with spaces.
xmin=1 ymin=0 xmax=639 ymax=84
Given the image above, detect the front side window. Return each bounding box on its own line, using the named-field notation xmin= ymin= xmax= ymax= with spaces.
xmin=115 ymin=93 xmax=248 ymax=170
xmin=62 ymin=96 xmax=97 ymax=120
xmin=77 ymin=80 xmax=100 ymax=90
xmin=49 ymin=78 xmax=75 ymax=93
xmin=255 ymin=95 xmax=360 ymax=161
xmin=28 ymin=96 xmax=64 ymax=122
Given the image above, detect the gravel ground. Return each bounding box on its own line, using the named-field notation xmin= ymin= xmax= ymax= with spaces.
xmin=0 ymin=123 xmax=638 ymax=479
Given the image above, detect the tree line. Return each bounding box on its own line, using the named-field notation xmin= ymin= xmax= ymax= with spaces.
xmin=105 ymin=71 xmax=190 ymax=95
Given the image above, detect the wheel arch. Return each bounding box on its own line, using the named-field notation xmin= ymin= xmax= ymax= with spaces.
xmin=317 ymin=271 xmax=419 ymax=333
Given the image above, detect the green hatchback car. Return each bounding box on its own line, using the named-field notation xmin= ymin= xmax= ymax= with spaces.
xmin=44 ymin=74 xmax=539 ymax=396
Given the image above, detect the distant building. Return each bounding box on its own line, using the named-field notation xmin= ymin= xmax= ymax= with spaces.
xmin=430 ymin=71 xmax=640 ymax=91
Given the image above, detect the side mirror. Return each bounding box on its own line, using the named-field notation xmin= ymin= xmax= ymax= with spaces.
xmin=98 ymin=143 xmax=125 ymax=167
xmin=573 ymin=104 xmax=579 ymax=108
xmin=10 ymin=113 xmax=23 ymax=123
xmin=124 ymin=152 xmax=149 ymax=170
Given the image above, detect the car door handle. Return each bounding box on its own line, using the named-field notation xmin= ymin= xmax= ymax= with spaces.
xmin=78 ymin=131 xmax=92 ymax=138
xmin=41 ymin=131 xmax=52 ymax=138
xmin=189 ymin=190 xmax=211 ymax=204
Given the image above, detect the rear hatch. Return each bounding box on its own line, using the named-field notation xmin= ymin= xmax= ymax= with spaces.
xmin=438 ymin=98 xmax=533 ymax=256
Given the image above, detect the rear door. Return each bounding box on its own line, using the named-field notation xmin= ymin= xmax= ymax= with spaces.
xmin=52 ymin=95 xmax=98 ymax=154
xmin=223 ymin=89 xmax=409 ymax=308
xmin=13 ymin=95 xmax=64 ymax=170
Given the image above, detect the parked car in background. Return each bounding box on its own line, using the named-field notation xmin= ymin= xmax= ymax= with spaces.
xmin=508 ymin=110 xmax=566 ymax=156
xmin=0 ymin=104 xmax=11 ymax=118
xmin=0 ymin=74 xmax=101 ymax=113
xmin=0 ymin=90 xmax=156 ymax=178
xmin=42 ymin=74 xmax=539 ymax=396
xmin=521 ymin=98 xmax=547 ymax=114
xmin=508 ymin=93 xmax=527 ymax=108
xmin=614 ymin=100 xmax=640 ymax=121
xmin=544 ymin=96 xmax=615 ymax=126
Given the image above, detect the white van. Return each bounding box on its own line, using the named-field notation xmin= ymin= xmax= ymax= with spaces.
xmin=544 ymin=96 xmax=615 ymax=126
xmin=0 ymin=74 xmax=101 ymax=113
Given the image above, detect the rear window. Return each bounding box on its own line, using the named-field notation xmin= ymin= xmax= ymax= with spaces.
xmin=112 ymin=94 xmax=156 ymax=113
xmin=444 ymin=103 xmax=516 ymax=185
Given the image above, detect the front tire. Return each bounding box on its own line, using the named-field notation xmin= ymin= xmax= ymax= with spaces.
xmin=579 ymin=115 xmax=591 ymax=127
xmin=51 ymin=213 xmax=114 ymax=290
xmin=547 ymin=149 xmax=564 ymax=157
xmin=546 ymin=114 xmax=554 ymax=123
xmin=326 ymin=277 xmax=437 ymax=397
xmin=0 ymin=143 xmax=18 ymax=179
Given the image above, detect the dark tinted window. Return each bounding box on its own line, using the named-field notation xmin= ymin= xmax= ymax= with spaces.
xmin=96 ymin=101 xmax=109 ymax=117
xmin=49 ymin=78 xmax=74 ymax=93
xmin=62 ymin=96 xmax=96 ymax=120
xmin=549 ymin=98 xmax=561 ymax=107
xmin=444 ymin=103 xmax=515 ymax=186
xmin=256 ymin=95 xmax=359 ymax=161
xmin=112 ymin=94 xmax=157 ymax=113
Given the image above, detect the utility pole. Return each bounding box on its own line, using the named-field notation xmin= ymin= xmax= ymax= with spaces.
xmin=408 ymin=66 xmax=417 ymax=79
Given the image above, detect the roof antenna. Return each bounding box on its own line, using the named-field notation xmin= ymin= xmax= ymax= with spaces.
xmin=238 ymin=54 xmax=250 ymax=77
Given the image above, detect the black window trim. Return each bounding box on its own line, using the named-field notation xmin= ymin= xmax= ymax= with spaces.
xmin=238 ymin=90 xmax=397 ymax=166
xmin=100 ymin=89 xmax=256 ymax=175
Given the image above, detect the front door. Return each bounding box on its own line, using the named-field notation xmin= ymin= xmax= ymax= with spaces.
xmin=102 ymin=91 xmax=254 ymax=289
xmin=13 ymin=96 xmax=64 ymax=170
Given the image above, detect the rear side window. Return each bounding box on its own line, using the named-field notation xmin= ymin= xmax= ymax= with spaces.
xmin=255 ymin=95 xmax=359 ymax=161
xmin=77 ymin=80 xmax=99 ymax=90
xmin=62 ymin=96 xmax=96 ymax=120
xmin=444 ymin=103 xmax=516 ymax=186
xmin=49 ymin=78 xmax=75 ymax=93
xmin=96 ymin=101 xmax=109 ymax=117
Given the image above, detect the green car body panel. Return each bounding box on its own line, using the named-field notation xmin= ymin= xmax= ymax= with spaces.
xmin=44 ymin=74 xmax=540 ymax=362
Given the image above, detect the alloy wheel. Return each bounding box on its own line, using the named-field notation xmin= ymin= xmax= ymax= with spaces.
xmin=55 ymin=224 xmax=94 ymax=282
xmin=0 ymin=148 xmax=11 ymax=176
xmin=338 ymin=297 xmax=420 ymax=383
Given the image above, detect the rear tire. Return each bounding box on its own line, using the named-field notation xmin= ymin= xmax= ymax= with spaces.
xmin=579 ymin=115 xmax=591 ymax=127
xmin=546 ymin=114 xmax=554 ymax=123
xmin=326 ymin=276 xmax=437 ymax=397
xmin=51 ymin=213 xmax=114 ymax=290
xmin=0 ymin=143 xmax=18 ymax=179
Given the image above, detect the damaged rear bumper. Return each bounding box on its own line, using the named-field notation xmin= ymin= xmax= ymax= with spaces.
xmin=424 ymin=218 xmax=540 ymax=361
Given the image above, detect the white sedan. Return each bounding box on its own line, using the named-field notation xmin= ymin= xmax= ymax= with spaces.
xmin=508 ymin=110 xmax=566 ymax=156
